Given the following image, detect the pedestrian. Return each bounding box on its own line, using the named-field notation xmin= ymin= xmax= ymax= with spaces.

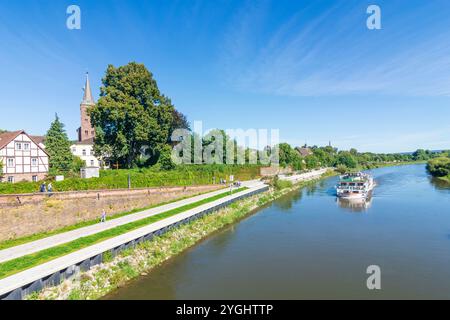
xmin=100 ymin=209 xmax=107 ymax=223
xmin=47 ymin=183 xmax=53 ymax=193
xmin=39 ymin=182 xmax=46 ymax=193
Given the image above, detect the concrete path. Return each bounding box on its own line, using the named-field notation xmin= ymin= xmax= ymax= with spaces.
xmin=0 ymin=184 xmax=268 ymax=298
xmin=0 ymin=180 xmax=263 ymax=264
xmin=278 ymin=168 xmax=330 ymax=183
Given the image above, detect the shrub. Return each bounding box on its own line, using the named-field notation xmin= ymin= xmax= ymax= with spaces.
xmin=427 ymin=157 xmax=450 ymax=177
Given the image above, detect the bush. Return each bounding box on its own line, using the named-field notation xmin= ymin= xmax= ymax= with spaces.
xmin=427 ymin=157 xmax=450 ymax=177
xmin=0 ymin=164 xmax=261 ymax=194
xmin=336 ymin=164 xmax=348 ymax=174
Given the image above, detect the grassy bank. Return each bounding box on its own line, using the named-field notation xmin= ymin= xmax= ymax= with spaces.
xmin=0 ymin=187 xmax=247 ymax=279
xmin=437 ymin=175 xmax=450 ymax=183
xmin=0 ymin=164 xmax=260 ymax=194
xmin=26 ymin=173 xmax=332 ymax=300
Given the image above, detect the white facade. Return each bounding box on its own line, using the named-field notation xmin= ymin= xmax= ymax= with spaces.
xmin=70 ymin=143 xmax=101 ymax=168
xmin=0 ymin=132 xmax=49 ymax=183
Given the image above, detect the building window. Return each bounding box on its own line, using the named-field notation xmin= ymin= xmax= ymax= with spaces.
xmin=82 ymin=149 xmax=87 ymax=156
xmin=90 ymin=160 xmax=95 ymax=166
xmin=91 ymin=130 xmax=95 ymax=136
xmin=7 ymin=176 xmax=14 ymax=183
xmin=31 ymin=158 xmax=38 ymax=166
xmin=23 ymin=143 xmax=30 ymax=150
xmin=32 ymin=175 xmax=38 ymax=182
xmin=85 ymin=130 xmax=88 ymax=136
xmin=7 ymin=158 xmax=14 ymax=167
xmin=72 ymin=147 xmax=76 ymax=153
xmin=16 ymin=143 xmax=22 ymax=150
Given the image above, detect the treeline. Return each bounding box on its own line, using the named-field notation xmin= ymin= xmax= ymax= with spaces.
xmin=278 ymin=143 xmax=447 ymax=173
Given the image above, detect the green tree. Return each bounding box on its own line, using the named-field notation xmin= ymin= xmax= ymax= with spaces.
xmin=90 ymin=62 xmax=176 ymax=168
xmin=413 ymin=149 xmax=430 ymax=161
xmin=157 ymin=145 xmax=176 ymax=170
xmin=337 ymin=151 xmax=358 ymax=168
xmin=45 ymin=115 xmax=74 ymax=174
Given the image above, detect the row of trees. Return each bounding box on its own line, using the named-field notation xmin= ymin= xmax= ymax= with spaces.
xmin=277 ymin=143 xmax=447 ymax=173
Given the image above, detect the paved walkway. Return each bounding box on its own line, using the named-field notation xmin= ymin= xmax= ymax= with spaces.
xmin=0 ymin=184 xmax=268 ymax=298
xmin=0 ymin=180 xmax=263 ymax=264
xmin=278 ymin=168 xmax=330 ymax=183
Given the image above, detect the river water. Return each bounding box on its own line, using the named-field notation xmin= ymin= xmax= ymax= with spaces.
xmin=106 ymin=164 xmax=450 ymax=299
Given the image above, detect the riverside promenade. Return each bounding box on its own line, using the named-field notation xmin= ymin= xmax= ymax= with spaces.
xmin=0 ymin=179 xmax=262 ymax=264
xmin=0 ymin=182 xmax=269 ymax=299
xmin=0 ymin=168 xmax=330 ymax=299
xmin=278 ymin=168 xmax=330 ymax=183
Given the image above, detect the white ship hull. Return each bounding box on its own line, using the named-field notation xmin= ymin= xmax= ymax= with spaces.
xmin=336 ymin=173 xmax=375 ymax=200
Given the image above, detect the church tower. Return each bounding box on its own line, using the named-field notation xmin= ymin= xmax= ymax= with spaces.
xmin=77 ymin=73 xmax=96 ymax=142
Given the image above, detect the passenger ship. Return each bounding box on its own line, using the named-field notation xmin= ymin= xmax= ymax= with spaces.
xmin=336 ymin=172 xmax=375 ymax=199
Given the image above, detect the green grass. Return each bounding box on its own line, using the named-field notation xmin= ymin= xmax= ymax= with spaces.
xmin=0 ymin=187 xmax=226 ymax=251
xmin=437 ymin=175 xmax=450 ymax=183
xmin=0 ymin=187 xmax=248 ymax=279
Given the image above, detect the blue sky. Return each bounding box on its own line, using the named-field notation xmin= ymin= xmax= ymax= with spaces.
xmin=0 ymin=0 xmax=449 ymax=153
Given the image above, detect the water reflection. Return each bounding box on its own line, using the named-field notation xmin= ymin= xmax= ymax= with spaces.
xmin=107 ymin=164 xmax=450 ymax=300
xmin=336 ymin=196 xmax=372 ymax=213
xmin=273 ymin=190 xmax=303 ymax=211
xmin=429 ymin=177 xmax=450 ymax=191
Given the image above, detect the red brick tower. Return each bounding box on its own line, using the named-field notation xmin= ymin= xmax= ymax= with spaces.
xmin=77 ymin=73 xmax=96 ymax=142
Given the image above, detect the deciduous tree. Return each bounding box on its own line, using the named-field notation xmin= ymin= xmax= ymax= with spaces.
xmin=90 ymin=62 xmax=177 ymax=168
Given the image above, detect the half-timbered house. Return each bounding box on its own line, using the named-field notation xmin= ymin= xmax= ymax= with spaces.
xmin=0 ymin=130 xmax=49 ymax=183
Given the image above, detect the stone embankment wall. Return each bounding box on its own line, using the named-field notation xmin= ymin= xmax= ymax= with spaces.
xmin=0 ymin=185 xmax=222 ymax=241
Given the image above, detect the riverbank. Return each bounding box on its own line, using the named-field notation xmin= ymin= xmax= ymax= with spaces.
xmin=26 ymin=170 xmax=335 ymax=300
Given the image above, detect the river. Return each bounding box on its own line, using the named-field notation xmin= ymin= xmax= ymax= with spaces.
xmin=106 ymin=164 xmax=450 ymax=299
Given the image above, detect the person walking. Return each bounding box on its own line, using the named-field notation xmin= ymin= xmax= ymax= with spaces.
xmin=47 ymin=183 xmax=53 ymax=193
xmin=39 ymin=182 xmax=46 ymax=193
xmin=100 ymin=209 xmax=107 ymax=223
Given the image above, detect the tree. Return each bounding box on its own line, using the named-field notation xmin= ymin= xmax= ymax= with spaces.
xmin=170 ymin=109 xmax=190 ymax=138
xmin=413 ymin=149 xmax=430 ymax=161
xmin=45 ymin=114 xmax=74 ymax=174
xmin=0 ymin=129 xmax=7 ymax=134
xmin=90 ymin=62 xmax=176 ymax=168
xmin=157 ymin=145 xmax=176 ymax=170
xmin=337 ymin=151 xmax=358 ymax=168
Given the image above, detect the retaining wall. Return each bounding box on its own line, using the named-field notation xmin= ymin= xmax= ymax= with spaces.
xmin=0 ymin=185 xmax=222 ymax=241
xmin=0 ymin=185 xmax=269 ymax=300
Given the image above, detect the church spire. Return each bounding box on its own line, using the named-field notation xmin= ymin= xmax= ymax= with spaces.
xmin=82 ymin=72 xmax=95 ymax=105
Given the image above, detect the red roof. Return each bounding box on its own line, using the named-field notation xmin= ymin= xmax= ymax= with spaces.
xmin=0 ymin=130 xmax=23 ymax=149
xmin=0 ymin=130 xmax=49 ymax=155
